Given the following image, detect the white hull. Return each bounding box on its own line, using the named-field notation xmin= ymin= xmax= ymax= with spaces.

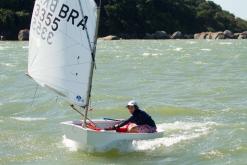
xmin=61 ymin=119 xmax=164 ymax=150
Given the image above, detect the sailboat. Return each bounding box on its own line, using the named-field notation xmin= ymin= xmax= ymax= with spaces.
xmin=28 ymin=0 xmax=164 ymax=150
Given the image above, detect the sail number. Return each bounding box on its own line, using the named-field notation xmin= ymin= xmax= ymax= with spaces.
xmin=31 ymin=2 xmax=88 ymax=45
xmin=31 ymin=1 xmax=59 ymax=45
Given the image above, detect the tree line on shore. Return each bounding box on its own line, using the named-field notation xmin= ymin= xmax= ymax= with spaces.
xmin=0 ymin=0 xmax=33 ymax=39
xmin=0 ymin=0 xmax=247 ymax=40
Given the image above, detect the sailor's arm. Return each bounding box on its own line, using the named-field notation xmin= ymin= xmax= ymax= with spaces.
xmin=115 ymin=117 xmax=131 ymax=128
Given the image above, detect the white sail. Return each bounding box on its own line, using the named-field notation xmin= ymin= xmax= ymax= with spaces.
xmin=28 ymin=0 xmax=100 ymax=106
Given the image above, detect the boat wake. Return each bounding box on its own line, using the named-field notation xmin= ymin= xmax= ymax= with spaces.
xmin=62 ymin=121 xmax=217 ymax=153
xmin=131 ymin=121 xmax=216 ymax=151
xmin=62 ymin=135 xmax=79 ymax=152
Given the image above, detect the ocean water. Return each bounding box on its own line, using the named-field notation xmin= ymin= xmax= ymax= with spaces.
xmin=0 ymin=40 xmax=247 ymax=165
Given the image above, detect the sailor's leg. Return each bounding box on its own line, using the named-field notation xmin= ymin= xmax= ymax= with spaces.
xmin=127 ymin=123 xmax=138 ymax=133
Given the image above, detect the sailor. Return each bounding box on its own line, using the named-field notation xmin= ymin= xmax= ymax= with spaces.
xmin=112 ymin=100 xmax=157 ymax=133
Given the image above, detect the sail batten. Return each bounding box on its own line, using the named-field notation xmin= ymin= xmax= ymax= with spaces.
xmin=28 ymin=0 xmax=99 ymax=106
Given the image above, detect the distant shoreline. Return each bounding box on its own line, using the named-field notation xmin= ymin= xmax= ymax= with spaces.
xmin=1 ymin=29 xmax=247 ymax=41
xmin=99 ymin=30 xmax=247 ymax=40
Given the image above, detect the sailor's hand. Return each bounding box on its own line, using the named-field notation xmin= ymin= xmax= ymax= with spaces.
xmin=114 ymin=124 xmax=119 ymax=129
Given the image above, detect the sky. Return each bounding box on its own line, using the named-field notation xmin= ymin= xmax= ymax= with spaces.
xmin=211 ymin=0 xmax=247 ymax=20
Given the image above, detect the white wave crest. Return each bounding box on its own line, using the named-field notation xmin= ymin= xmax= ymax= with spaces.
xmin=188 ymin=41 xmax=197 ymax=44
xmin=11 ymin=117 xmax=47 ymax=121
xmin=200 ymin=150 xmax=224 ymax=159
xmin=174 ymin=48 xmax=183 ymax=51
xmin=142 ymin=52 xmax=150 ymax=56
xmin=219 ymin=42 xmax=232 ymax=45
xmin=193 ymin=61 xmax=207 ymax=65
xmin=0 ymin=46 xmax=9 ymax=50
xmin=142 ymin=53 xmax=160 ymax=57
xmin=0 ymin=63 xmax=16 ymax=67
xmin=200 ymin=48 xmax=211 ymax=51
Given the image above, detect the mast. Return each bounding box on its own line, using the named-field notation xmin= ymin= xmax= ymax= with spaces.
xmin=83 ymin=0 xmax=101 ymax=127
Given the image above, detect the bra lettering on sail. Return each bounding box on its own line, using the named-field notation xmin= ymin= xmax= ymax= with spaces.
xmin=58 ymin=4 xmax=88 ymax=30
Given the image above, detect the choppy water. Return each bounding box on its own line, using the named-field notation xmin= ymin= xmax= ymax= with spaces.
xmin=0 ymin=40 xmax=247 ymax=165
